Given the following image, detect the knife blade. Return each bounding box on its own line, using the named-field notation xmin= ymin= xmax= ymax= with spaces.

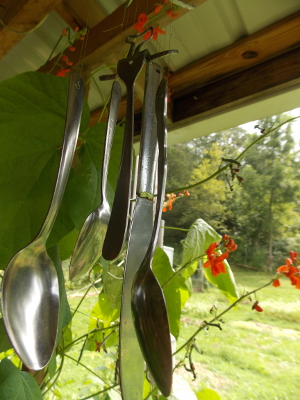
xmin=119 ymin=61 xmax=163 ymax=400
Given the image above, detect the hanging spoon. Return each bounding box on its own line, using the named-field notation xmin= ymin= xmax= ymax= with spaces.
xmin=69 ymin=81 xmax=122 ymax=281
xmin=1 ymin=71 xmax=85 ymax=370
xmin=131 ymin=78 xmax=172 ymax=397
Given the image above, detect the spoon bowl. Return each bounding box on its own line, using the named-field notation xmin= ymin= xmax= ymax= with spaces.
xmin=69 ymin=200 xmax=110 ymax=280
xmin=69 ymin=81 xmax=121 ymax=281
xmin=2 ymin=239 xmax=59 ymax=370
xmin=1 ymin=71 xmax=85 ymax=369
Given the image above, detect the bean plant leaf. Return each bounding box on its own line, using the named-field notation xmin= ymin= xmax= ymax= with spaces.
xmin=86 ymin=293 xmax=120 ymax=350
xmin=47 ymin=245 xmax=72 ymax=341
xmin=0 ymin=358 xmax=42 ymax=400
xmin=181 ymin=219 xmax=239 ymax=302
xmin=0 ymin=319 xmax=11 ymax=353
xmin=0 ymin=71 xmax=89 ymax=270
xmin=152 ymin=247 xmax=190 ymax=338
xmin=196 ymin=388 xmax=221 ymax=400
xmin=58 ymin=228 xmax=79 ymax=261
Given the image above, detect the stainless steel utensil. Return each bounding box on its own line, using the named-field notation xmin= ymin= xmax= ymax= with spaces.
xmin=69 ymin=81 xmax=121 ymax=281
xmin=131 ymin=77 xmax=172 ymax=397
xmin=101 ymin=29 xmax=178 ymax=261
xmin=1 ymin=71 xmax=85 ymax=370
xmin=119 ymin=62 xmax=162 ymax=400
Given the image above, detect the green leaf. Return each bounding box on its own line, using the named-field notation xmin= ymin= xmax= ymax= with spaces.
xmin=47 ymin=245 xmax=72 ymax=340
xmin=85 ymin=293 xmax=119 ymax=350
xmin=181 ymin=219 xmax=220 ymax=266
xmin=181 ymin=219 xmax=239 ymax=302
xmin=0 ymin=358 xmax=42 ymax=400
xmin=152 ymin=248 xmax=190 ymax=338
xmin=0 ymin=319 xmax=12 ymax=353
xmin=58 ymin=228 xmax=79 ymax=261
xmin=47 ymin=352 xmax=57 ymax=379
xmin=0 ymin=71 xmax=90 ymax=269
xmin=204 ymin=257 xmax=239 ymax=303
xmin=196 ymin=388 xmax=221 ymax=400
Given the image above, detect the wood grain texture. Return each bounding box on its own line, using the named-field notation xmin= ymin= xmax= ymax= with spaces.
xmin=55 ymin=0 xmax=106 ymax=30
xmin=169 ymin=11 xmax=300 ymax=95
xmin=0 ymin=0 xmax=62 ymax=59
xmin=172 ymin=47 xmax=300 ymax=124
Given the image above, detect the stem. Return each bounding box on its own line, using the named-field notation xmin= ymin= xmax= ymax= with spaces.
xmin=78 ymin=384 xmax=119 ymax=400
xmin=41 ymin=353 xmax=65 ymax=395
xmin=162 ymin=253 xmax=206 ymax=288
xmin=163 ymin=226 xmax=189 ymax=232
xmin=167 ymin=117 xmax=299 ymax=195
xmin=64 ymin=355 xmax=120 ymax=400
xmin=58 ymin=325 xmax=120 ymax=354
xmin=45 ymin=35 xmax=64 ymax=64
xmin=174 ymin=279 xmax=274 ymax=354
xmin=71 ymin=282 xmax=94 ymax=318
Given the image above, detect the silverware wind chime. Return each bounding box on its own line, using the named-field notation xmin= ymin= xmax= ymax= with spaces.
xmin=71 ymin=27 xmax=178 ymax=399
xmin=96 ymin=28 xmax=178 ymax=399
xmin=1 ymin=26 xmax=177 ymax=400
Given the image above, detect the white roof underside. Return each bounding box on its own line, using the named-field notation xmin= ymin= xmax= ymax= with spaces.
xmin=0 ymin=0 xmax=299 ymax=145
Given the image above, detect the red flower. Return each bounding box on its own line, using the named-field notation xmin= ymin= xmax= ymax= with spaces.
xmin=133 ymin=13 xmax=149 ymax=33
xmin=62 ymin=28 xmax=67 ymax=36
xmin=152 ymin=26 xmax=165 ymax=41
xmin=171 ymin=13 xmax=179 ymax=19
xmin=56 ymin=68 xmax=71 ymax=77
xmin=290 ymin=251 xmax=298 ymax=264
xmin=272 ymin=279 xmax=280 ymax=287
xmin=74 ymin=26 xmax=80 ymax=32
xmin=154 ymin=5 xmax=163 ymax=14
xmin=252 ymin=301 xmax=263 ymax=312
xmin=166 ymin=9 xmax=173 ymax=16
xmin=56 ymin=69 xmax=66 ymax=77
xmin=222 ymin=235 xmax=238 ymax=253
xmin=66 ymin=60 xmax=73 ymax=66
xmin=95 ymin=341 xmax=101 ymax=352
xmin=204 ymin=242 xmax=228 ymax=277
xmin=62 ymin=55 xmax=68 ymax=61
xmin=69 ymin=46 xmax=76 ymax=51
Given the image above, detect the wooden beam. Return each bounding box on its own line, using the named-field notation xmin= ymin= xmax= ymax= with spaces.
xmin=172 ymin=47 xmax=300 ymax=124
xmin=169 ymin=11 xmax=300 ymax=96
xmin=0 ymin=0 xmax=62 ymax=59
xmin=55 ymin=0 xmax=107 ymax=30
xmin=38 ymin=0 xmax=209 ymax=75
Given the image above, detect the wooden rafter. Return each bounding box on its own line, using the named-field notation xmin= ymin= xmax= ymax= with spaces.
xmin=172 ymin=47 xmax=300 ymax=125
xmin=169 ymin=11 xmax=300 ymax=96
xmin=90 ymin=11 xmax=300 ymax=131
xmin=0 ymin=0 xmax=62 ymax=59
xmin=38 ymin=0 xmax=209 ymax=75
xmin=55 ymin=0 xmax=107 ymax=31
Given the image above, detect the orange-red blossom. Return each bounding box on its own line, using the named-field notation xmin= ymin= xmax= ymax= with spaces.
xmin=162 ymin=190 xmax=190 ymax=212
xmin=273 ymin=252 xmax=300 ymax=289
xmin=203 ymin=235 xmax=238 ymax=277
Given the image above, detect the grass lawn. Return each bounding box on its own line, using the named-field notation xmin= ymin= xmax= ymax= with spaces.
xmin=45 ymin=267 xmax=300 ymax=399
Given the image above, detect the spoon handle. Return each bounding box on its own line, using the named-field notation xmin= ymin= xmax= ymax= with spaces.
xmin=102 ymin=53 xmax=146 ymax=261
xmin=101 ymin=81 xmax=122 ymax=204
xmin=39 ymin=71 xmax=85 ymax=239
